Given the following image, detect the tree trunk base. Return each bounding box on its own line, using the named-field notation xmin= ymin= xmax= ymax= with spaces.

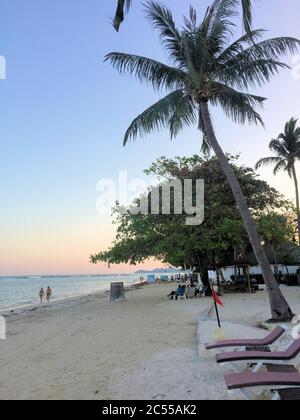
xmin=266 ymin=313 xmax=295 ymax=324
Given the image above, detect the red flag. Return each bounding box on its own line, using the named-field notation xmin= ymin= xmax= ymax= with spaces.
xmin=211 ymin=286 xmax=224 ymax=307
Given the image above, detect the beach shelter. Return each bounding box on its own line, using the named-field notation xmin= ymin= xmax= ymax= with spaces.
xmin=109 ymin=282 xmax=126 ymax=302
xmin=147 ymin=275 xmax=156 ymax=284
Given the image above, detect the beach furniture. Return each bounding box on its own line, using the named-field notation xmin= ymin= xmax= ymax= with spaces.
xmin=220 ymin=280 xmax=251 ymax=294
xmin=224 ymin=369 xmax=300 ymax=400
xmin=267 ymin=365 xmax=300 ymax=400
xmin=176 ymin=285 xmax=186 ymax=300
xmin=205 ymin=326 xmax=286 ymax=351
xmin=216 ymin=338 xmax=300 ymax=369
xmin=147 ymin=275 xmax=156 ymax=284
xmin=186 ymin=285 xmax=196 ymax=299
xmin=109 ymin=282 xmax=126 ymax=303
xmin=225 ymin=371 xmax=300 ymax=390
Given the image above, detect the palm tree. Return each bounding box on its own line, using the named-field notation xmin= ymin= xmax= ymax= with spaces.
xmin=256 ymin=118 xmax=300 ymax=245
xmin=105 ymin=0 xmax=300 ymax=321
xmin=113 ymin=0 xmax=254 ymax=33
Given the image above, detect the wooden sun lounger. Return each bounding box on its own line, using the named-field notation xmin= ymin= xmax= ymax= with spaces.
xmin=205 ymin=326 xmax=285 ymax=350
xmin=224 ymin=363 xmax=300 ymax=399
xmin=225 ymin=371 xmax=300 ymax=391
xmin=216 ymin=339 xmax=300 ymax=364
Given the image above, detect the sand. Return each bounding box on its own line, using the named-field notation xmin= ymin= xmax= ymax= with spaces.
xmin=0 ymin=283 xmax=300 ymax=400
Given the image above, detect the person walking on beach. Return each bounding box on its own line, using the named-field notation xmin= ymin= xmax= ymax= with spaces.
xmin=39 ymin=288 xmax=45 ymax=303
xmin=46 ymin=287 xmax=52 ymax=303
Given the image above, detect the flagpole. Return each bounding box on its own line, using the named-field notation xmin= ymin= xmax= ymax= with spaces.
xmin=214 ymin=298 xmax=221 ymax=328
xmin=210 ymin=280 xmax=221 ymax=328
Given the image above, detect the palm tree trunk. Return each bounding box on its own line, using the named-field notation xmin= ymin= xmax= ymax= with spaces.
xmin=291 ymin=164 xmax=300 ymax=246
xmin=271 ymin=245 xmax=279 ymax=282
xmin=199 ymin=101 xmax=294 ymax=321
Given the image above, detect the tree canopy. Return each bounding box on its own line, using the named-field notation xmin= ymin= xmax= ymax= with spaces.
xmin=91 ymin=155 xmax=293 ymax=272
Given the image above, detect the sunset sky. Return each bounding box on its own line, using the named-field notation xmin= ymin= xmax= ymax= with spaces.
xmin=1 ymin=0 xmax=300 ymax=275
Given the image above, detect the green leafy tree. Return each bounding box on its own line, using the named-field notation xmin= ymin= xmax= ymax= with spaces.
xmin=105 ymin=0 xmax=299 ymax=320
xmin=258 ymin=213 xmax=294 ymax=279
xmin=92 ymin=156 xmax=292 ymax=301
xmin=256 ymin=118 xmax=300 ymax=245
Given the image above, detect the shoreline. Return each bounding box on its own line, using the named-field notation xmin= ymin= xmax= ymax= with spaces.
xmin=0 ymin=280 xmax=149 ymax=318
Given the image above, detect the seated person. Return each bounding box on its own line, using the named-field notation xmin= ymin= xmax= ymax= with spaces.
xmin=176 ymin=285 xmax=186 ymax=299
xmin=167 ymin=285 xmax=182 ymax=300
xmin=186 ymin=284 xmax=195 ymax=299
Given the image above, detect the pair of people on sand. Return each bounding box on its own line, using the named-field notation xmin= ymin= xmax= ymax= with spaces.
xmin=39 ymin=287 xmax=52 ymax=303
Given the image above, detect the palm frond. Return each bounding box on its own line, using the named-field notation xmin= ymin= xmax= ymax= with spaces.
xmin=210 ymin=82 xmax=265 ymax=126
xmin=183 ymin=6 xmax=197 ymax=33
xmin=249 ymin=37 xmax=300 ymax=61
xmin=216 ymin=37 xmax=300 ymax=89
xmin=216 ymin=58 xmax=289 ymax=90
xmin=216 ymin=29 xmax=266 ymax=64
xmin=144 ymin=1 xmax=185 ymax=68
xmin=255 ymin=156 xmax=282 ymax=170
xmin=113 ymin=0 xmax=132 ymax=32
xmin=206 ymin=0 xmax=253 ymax=38
xmin=168 ymin=94 xmax=197 ymax=138
xmin=241 ymin=0 xmax=253 ymax=36
xmin=273 ymin=159 xmax=289 ymax=176
xmin=282 ymin=118 xmax=300 ymax=149
xmin=208 ymin=0 xmax=237 ymax=49
xmin=225 ymin=37 xmax=300 ymax=65
xmin=104 ymin=52 xmax=185 ymax=91
xmin=269 ymin=139 xmax=289 ymax=157
xmin=123 ymin=90 xmax=195 ymax=145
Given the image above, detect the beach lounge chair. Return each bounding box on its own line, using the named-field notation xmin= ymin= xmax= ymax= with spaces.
xmin=216 ymin=338 xmax=300 ymax=367
xmin=205 ymin=326 xmax=285 ymax=351
xmin=186 ymin=285 xmax=196 ymax=299
xmin=225 ymin=371 xmax=300 ymax=390
xmin=224 ymin=370 xmax=300 ymax=400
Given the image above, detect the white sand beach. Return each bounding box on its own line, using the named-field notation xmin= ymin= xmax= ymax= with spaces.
xmin=0 ymin=283 xmax=300 ymax=400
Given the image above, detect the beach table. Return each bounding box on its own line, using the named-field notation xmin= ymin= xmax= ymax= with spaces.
xmin=109 ymin=282 xmax=126 ymax=303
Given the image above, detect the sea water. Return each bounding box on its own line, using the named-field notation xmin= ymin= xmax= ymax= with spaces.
xmin=0 ymin=274 xmax=140 ymax=311
xmin=0 ymin=272 xmax=178 ymax=312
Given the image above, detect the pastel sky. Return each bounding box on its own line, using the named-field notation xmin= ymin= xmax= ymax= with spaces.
xmin=1 ymin=0 xmax=300 ymax=275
